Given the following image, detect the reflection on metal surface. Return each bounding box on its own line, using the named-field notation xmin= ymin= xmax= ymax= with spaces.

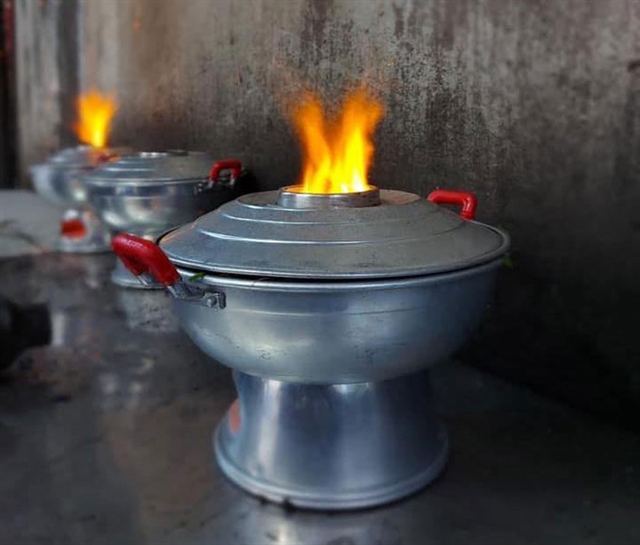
xmin=159 ymin=189 xmax=509 ymax=280
xmin=57 ymin=208 xmax=112 ymax=254
xmin=97 ymin=356 xmax=157 ymax=413
xmin=49 ymin=308 xmax=106 ymax=347
xmin=116 ymin=289 xmax=180 ymax=333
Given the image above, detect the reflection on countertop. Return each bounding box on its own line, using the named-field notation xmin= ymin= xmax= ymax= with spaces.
xmin=0 ymin=252 xmax=639 ymax=545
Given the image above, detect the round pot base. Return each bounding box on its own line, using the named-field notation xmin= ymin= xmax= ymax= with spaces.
xmin=214 ymin=370 xmax=448 ymax=510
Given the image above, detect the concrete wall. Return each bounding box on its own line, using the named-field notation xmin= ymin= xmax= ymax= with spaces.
xmin=16 ymin=0 xmax=640 ymax=425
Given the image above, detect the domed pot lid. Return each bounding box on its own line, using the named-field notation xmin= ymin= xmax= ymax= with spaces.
xmin=157 ymin=186 xmax=510 ymax=280
xmin=84 ymin=150 xmax=237 ymax=186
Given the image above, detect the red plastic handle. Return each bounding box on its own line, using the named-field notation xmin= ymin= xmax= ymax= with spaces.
xmin=60 ymin=218 xmax=87 ymax=239
xmin=96 ymin=151 xmax=118 ymax=164
xmin=427 ymin=189 xmax=478 ymax=220
xmin=209 ymin=159 xmax=242 ymax=182
xmin=111 ymin=233 xmax=180 ymax=286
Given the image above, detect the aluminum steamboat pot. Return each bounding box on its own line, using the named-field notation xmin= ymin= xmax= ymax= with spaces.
xmin=112 ymin=185 xmax=509 ymax=509
xmin=112 ymin=186 xmax=509 ymax=383
xmin=29 ymin=146 xmax=127 ymax=252
xmin=84 ymin=150 xmax=256 ymax=287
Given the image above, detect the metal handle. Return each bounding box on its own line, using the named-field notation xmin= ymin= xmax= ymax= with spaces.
xmin=111 ymin=233 xmax=226 ymax=308
xmin=427 ymin=189 xmax=478 ymax=220
xmin=209 ymin=159 xmax=242 ymax=182
xmin=111 ymin=233 xmax=180 ymax=286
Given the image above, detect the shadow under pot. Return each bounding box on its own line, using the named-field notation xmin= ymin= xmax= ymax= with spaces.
xmin=83 ymin=150 xmax=256 ymax=288
xmin=111 ymin=186 xmax=510 ymax=510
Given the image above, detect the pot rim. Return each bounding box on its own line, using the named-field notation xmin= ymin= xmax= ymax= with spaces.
xmin=176 ymin=257 xmax=504 ymax=293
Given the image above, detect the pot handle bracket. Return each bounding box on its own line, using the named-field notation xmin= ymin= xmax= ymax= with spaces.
xmin=427 ymin=189 xmax=477 ymax=220
xmin=196 ymin=159 xmax=243 ymax=194
xmin=111 ymin=233 xmax=226 ymax=309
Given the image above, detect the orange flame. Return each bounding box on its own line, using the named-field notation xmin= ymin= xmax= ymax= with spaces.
xmin=74 ymin=89 xmax=118 ymax=148
xmin=291 ymin=88 xmax=384 ymax=194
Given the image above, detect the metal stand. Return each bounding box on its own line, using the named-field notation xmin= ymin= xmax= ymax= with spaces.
xmin=214 ymin=370 xmax=448 ymax=510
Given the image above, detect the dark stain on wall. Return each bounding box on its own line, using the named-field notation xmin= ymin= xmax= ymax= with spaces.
xmin=56 ymin=0 xmax=78 ymax=147
xmin=301 ymin=0 xmax=335 ymax=64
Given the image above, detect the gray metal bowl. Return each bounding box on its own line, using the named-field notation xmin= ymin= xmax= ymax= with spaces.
xmin=85 ymin=151 xmax=255 ymax=240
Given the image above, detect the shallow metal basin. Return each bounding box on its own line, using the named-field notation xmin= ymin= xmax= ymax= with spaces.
xmin=173 ymin=258 xmax=501 ymax=384
xmin=30 ymin=164 xmax=89 ymax=208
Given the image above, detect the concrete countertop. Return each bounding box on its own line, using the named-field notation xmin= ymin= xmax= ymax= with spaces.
xmin=0 ymin=192 xmax=638 ymax=545
xmin=0 ymin=190 xmax=61 ymax=257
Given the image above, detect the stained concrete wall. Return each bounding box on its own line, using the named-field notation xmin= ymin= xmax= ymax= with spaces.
xmin=16 ymin=0 xmax=640 ymax=425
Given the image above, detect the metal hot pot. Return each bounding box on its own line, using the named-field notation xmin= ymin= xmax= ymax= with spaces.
xmin=112 ymin=186 xmax=509 ymax=509
xmin=30 ymin=146 xmax=125 ymax=252
xmin=84 ymin=150 xmax=256 ymax=288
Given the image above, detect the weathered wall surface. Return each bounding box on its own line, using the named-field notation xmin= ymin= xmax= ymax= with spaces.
xmin=16 ymin=0 xmax=640 ymax=425
xmin=15 ymin=0 xmax=78 ymax=169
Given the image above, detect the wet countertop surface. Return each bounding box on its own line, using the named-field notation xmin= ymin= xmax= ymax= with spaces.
xmin=0 ymin=250 xmax=639 ymax=545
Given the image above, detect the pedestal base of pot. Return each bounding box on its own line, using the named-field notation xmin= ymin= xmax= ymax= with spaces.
xmin=111 ymin=259 xmax=162 ymax=289
xmin=214 ymin=370 xmax=448 ymax=510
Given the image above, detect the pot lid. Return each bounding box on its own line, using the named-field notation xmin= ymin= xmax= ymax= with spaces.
xmin=84 ymin=150 xmax=222 ymax=186
xmin=158 ymin=187 xmax=510 ymax=280
xmin=36 ymin=146 xmax=123 ymax=170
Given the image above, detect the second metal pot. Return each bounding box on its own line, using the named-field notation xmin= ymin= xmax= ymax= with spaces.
xmin=111 ymin=186 xmax=509 ymax=509
xmin=85 ymin=151 xmax=256 ymax=287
